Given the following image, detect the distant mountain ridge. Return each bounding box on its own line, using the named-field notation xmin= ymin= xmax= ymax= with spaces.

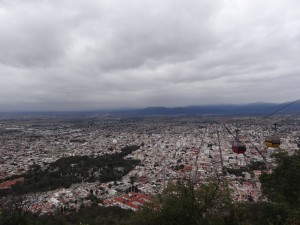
xmin=1 ymin=101 xmax=299 ymax=117
xmin=117 ymin=101 xmax=300 ymax=116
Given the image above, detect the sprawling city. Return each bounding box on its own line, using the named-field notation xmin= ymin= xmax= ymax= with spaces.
xmin=1 ymin=114 xmax=299 ymax=220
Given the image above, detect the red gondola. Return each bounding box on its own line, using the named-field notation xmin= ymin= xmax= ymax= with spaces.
xmin=232 ymin=129 xmax=246 ymax=154
xmin=232 ymin=141 xmax=246 ymax=154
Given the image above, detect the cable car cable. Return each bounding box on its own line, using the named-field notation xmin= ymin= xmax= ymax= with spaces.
xmin=223 ymin=124 xmax=237 ymax=141
xmin=245 ymin=134 xmax=268 ymax=163
xmin=263 ymin=98 xmax=300 ymax=119
xmin=260 ymin=99 xmax=300 ymax=148
xmin=274 ymin=111 xmax=300 ymax=126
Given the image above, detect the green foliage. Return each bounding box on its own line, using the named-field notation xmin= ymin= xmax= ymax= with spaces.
xmin=0 ymin=206 xmax=132 ymax=225
xmin=86 ymin=193 xmax=102 ymax=204
xmin=260 ymin=151 xmax=300 ymax=208
xmin=229 ymin=202 xmax=289 ymax=225
xmin=226 ymin=167 xmax=247 ymax=177
xmin=226 ymin=161 xmax=267 ymax=178
xmin=49 ymin=206 xmax=132 ymax=225
xmin=0 ymin=211 xmax=42 ymax=225
xmin=0 ymin=145 xmax=140 ymax=195
xmin=248 ymin=161 xmax=266 ymax=171
xmin=127 ymin=179 xmax=233 ymax=225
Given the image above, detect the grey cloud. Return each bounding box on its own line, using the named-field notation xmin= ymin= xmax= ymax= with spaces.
xmin=0 ymin=0 xmax=299 ymax=111
xmin=0 ymin=3 xmax=69 ymax=67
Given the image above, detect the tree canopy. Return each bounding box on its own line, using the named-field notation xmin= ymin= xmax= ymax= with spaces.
xmin=260 ymin=151 xmax=300 ymax=208
xmin=127 ymin=179 xmax=233 ymax=225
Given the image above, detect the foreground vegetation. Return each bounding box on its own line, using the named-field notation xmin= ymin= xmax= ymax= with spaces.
xmin=1 ymin=151 xmax=300 ymax=225
xmin=0 ymin=206 xmax=132 ymax=225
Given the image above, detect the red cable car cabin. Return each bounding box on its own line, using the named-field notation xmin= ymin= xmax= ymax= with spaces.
xmin=232 ymin=141 xmax=246 ymax=154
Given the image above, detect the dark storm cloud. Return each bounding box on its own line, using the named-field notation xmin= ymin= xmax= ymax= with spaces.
xmin=0 ymin=0 xmax=299 ymax=111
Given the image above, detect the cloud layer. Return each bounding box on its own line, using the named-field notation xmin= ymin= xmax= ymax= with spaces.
xmin=0 ymin=0 xmax=299 ymax=111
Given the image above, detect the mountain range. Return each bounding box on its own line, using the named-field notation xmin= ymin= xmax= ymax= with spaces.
xmin=1 ymin=101 xmax=300 ymax=117
xmin=116 ymin=101 xmax=300 ymax=116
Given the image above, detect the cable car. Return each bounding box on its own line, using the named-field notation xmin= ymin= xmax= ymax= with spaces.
xmin=232 ymin=141 xmax=246 ymax=154
xmin=264 ymin=123 xmax=281 ymax=148
xmin=232 ymin=129 xmax=246 ymax=154
xmin=264 ymin=136 xmax=281 ymax=148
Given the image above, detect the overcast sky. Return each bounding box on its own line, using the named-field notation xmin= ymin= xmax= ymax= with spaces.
xmin=0 ymin=0 xmax=299 ymax=111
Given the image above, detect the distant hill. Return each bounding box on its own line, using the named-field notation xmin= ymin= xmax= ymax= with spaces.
xmin=115 ymin=101 xmax=300 ymax=116
xmin=1 ymin=101 xmax=300 ymax=117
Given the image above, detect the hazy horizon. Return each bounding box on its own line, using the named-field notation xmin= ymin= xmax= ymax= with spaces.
xmin=0 ymin=100 xmax=297 ymax=114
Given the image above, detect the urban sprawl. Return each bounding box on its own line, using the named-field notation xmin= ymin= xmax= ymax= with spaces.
xmin=0 ymin=115 xmax=299 ymax=214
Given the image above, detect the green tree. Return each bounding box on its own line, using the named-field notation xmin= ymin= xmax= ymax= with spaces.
xmin=260 ymin=151 xmax=300 ymax=223
xmin=260 ymin=151 xmax=300 ymax=208
xmin=229 ymin=202 xmax=289 ymax=225
xmin=128 ymin=178 xmax=233 ymax=225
